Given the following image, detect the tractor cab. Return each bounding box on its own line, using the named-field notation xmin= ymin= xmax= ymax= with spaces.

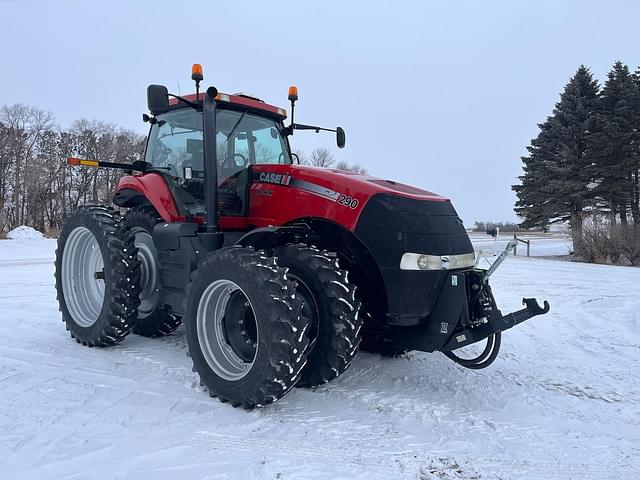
xmin=143 ymin=99 xmax=291 ymax=218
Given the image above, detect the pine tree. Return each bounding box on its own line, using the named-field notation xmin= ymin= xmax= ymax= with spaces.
xmin=513 ymin=65 xmax=599 ymax=253
xmin=631 ymin=66 xmax=640 ymax=224
xmin=586 ymin=61 xmax=640 ymax=225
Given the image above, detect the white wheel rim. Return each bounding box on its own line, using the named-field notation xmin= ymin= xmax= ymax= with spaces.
xmin=196 ymin=279 xmax=257 ymax=381
xmin=61 ymin=227 xmax=105 ymax=327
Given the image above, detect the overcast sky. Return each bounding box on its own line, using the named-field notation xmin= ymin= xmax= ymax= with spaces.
xmin=2 ymin=0 xmax=639 ymax=224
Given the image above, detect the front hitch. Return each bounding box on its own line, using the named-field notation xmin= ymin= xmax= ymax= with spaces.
xmin=498 ymin=298 xmax=550 ymax=329
xmin=388 ymin=239 xmax=551 ymax=369
xmin=441 ymin=241 xmax=550 ymax=365
xmin=441 ymin=296 xmax=550 ymax=353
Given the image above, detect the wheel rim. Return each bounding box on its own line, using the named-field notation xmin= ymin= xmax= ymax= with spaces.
xmin=196 ymin=279 xmax=258 ymax=381
xmin=132 ymin=229 xmax=160 ymax=318
xmin=61 ymin=227 xmax=105 ymax=327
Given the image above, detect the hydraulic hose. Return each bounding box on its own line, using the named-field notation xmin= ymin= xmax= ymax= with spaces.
xmin=443 ymin=332 xmax=502 ymax=370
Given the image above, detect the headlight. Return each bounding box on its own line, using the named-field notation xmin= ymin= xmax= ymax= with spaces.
xmin=400 ymin=252 xmax=476 ymax=271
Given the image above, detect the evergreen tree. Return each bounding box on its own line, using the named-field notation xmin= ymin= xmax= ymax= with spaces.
xmin=631 ymin=66 xmax=640 ymax=224
xmin=513 ymin=65 xmax=599 ymax=253
xmin=586 ymin=61 xmax=640 ymax=225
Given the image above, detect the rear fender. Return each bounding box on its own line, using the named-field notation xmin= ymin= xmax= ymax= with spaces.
xmin=113 ymin=173 xmax=183 ymax=222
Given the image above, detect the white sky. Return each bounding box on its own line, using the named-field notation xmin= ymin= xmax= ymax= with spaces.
xmin=2 ymin=0 xmax=639 ymax=224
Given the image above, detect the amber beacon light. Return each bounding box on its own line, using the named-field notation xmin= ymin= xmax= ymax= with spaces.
xmin=288 ymin=85 xmax=298 ymax=102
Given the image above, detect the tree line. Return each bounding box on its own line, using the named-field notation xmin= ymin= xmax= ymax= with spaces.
xmin=513 ymin=62 xmax=640 ymax=265
xmin=0 ymin=104 xmax=145 ymax=236
xmin=295 ymin=147 xmax=368 ymax=174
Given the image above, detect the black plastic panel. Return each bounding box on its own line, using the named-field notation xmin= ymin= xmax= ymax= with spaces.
xmin=355 ymin=194 xmax=474 ymax=325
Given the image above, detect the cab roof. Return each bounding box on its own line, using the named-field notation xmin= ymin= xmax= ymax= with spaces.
xmin=168 ymin=92 xmax=288 ymax=120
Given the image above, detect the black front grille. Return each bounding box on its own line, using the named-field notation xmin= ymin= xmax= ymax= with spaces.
xmin=355 ymin=194 xmax=473 ymax=325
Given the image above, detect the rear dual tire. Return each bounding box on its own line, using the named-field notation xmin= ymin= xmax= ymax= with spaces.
xmin=122 ymin=206 xmax=182 ymax=337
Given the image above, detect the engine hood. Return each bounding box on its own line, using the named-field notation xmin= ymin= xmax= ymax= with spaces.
xmin=287 ymin=165 xmax=449 ymax=203
xmin=249 ymin=163 xmax=455 ymax=233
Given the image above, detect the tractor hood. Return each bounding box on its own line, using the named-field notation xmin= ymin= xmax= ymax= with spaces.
xmin=250 ymin=163 xmax=462 ymax=233
xmin=286 ymin=165 xmax=449 ymax=203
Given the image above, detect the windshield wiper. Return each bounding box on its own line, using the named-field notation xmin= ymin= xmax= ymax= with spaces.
xmin=168 ymin=93 xmax=200 ymax=110
xmin=224 ymin=111 xmax=246 ymax=144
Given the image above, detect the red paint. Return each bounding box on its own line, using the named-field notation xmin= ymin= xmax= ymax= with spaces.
xmin=248 ymin=165 xmax=447 ymax=231
xmin=169 ymin=93 xmax=286 ymax=119
xmin=115 ymin=165 xmax=448 ymax=232
xmin=116 ymin=174 xmax=184 ymax=223
xmin=218 ymin=216 xmax=250 ymax=229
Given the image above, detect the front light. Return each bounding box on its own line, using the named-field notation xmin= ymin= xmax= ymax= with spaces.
xmin=400 ymin=252 xmax=476 ymax=271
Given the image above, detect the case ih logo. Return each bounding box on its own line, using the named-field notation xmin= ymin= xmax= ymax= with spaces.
xmin=258 ymin=172 xmax=291 ymax=186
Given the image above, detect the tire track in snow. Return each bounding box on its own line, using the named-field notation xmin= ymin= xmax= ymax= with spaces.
xmin=0 ymin=258 xmax=52 ymax=267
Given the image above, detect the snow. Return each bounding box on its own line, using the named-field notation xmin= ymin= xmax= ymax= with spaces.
xmin=5 ymin=226 xmax=45 ymax=240
xmin=1 ymin=236 xmax=639 ymax=479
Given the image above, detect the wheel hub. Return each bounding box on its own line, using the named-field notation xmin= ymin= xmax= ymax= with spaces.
xmin=222 ymin=292 xmax=257 ymax=362
xmin=196 ymin=280 xmax=258 ymax=381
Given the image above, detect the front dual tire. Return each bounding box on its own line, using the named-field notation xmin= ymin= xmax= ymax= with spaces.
xmin=185 ymin=247 xmax=311 ymax=408
xmin=273 ymin=244 xmax=362 ymax=387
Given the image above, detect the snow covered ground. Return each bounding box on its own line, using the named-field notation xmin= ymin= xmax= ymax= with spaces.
xmin=1 ymin=235 xmax=638 ymax=479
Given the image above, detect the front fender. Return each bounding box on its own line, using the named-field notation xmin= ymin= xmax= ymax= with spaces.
xmin=235 ymin=225 xmax=310 ymax=250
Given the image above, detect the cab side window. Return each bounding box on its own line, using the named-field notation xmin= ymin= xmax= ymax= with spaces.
xmin=146 ymin=109 xmax=203 ymax=178
xmin=145 ymin=109 xmax=205 ymax=215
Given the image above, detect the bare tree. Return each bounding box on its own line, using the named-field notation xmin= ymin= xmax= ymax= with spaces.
xmin=0 ymin=104 xmax=55 ymax=226
xmin=307 ymin=147 xmax=335 ymax=168
xmin=336 ymin=160 xmax=367 ymax=174
xmin=296 ymin=148 xmax=367 ymax=173
xmin=0 ymin=104 xmax=144 ymax=236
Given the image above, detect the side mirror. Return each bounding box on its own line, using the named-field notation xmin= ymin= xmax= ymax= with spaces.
xmin=336 ymin=127 xmax=346 ymax=149
xmin=147 ymin=85 xmax=169 ymax=116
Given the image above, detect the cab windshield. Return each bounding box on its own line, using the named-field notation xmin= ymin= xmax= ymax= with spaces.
xmin=144 ymin=107 xmax=291 ymax=216
xmin=146 ymin=107 xmax=291 ymax=176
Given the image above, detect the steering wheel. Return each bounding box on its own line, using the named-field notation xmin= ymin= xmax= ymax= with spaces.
xmin=278 ymin=152 xmax=285 ymax=164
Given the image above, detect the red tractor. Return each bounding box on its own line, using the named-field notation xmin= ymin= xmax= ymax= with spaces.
xmin=55 ymin=65 xmax=549 ymax=408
